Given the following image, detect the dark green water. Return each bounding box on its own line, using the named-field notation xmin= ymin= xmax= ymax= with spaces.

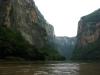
xmin=0 ymin=62 xmax=100 ymax=75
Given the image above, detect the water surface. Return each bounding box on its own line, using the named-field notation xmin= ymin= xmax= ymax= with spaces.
xmin=0 ymin=62 xmax=100 ymax=75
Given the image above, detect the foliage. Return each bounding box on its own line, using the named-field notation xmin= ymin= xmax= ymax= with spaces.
xmin=72 ymin=9 xmax=100 ymax=61
xmin=40 ymin=46 xmax=65 ymax=60
xmin=82 ymin=9 xmax=100 ymax=23
xmin=72 ymin=39 xmax=100 ymax=60
xmin=0 ymin=27 xmax=64 ymax=61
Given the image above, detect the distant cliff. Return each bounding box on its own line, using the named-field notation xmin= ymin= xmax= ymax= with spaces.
xmin=0 ymin=0 xmax=63 ymax=60
xmin=73 ymin=9 xmax=100 ymax=60
xmin=55 ymin=37 xmax=76 ymax=59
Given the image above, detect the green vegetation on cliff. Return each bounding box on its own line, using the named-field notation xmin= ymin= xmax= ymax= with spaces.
xmin=72 ymin=9 xmax=100 ymax=61
xmin=82 ymin=9 xmax=100 ymax=23
xmin=72 ymin=39 xmax=100 ymax=60
xmin=0 ymin=27 xmax=65 ymax=61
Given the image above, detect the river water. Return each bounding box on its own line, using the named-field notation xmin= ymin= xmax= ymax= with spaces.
xmin=0 ymin=62 xmax=100 ymax=75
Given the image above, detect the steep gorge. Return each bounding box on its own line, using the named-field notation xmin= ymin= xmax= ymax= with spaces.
xmin=55 ymin=37 xmax=76 ymax=59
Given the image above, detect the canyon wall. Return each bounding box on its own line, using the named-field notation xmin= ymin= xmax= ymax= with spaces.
xmin=73 ymin=9 xmax=100 ymax=60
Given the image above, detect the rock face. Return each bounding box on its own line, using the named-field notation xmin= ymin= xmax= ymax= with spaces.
xmin=55 ymin=37 xmax=76 ymax=59
xmin=0 ymin=0 xmax=54 ymax=48
xmin=73 ymin=9 xmax=100 ymax=60
xmin=0 ymin=0 xmax=64 ymax=60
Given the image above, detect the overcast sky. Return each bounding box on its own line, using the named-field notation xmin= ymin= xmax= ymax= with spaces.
xmin=34 ymin=0 xmax=100 ymax=37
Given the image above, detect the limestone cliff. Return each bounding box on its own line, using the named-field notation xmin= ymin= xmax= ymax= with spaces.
xmin=73 ymin=9 xmax=100 ymax=60
xmin=55 ymin=37 xmax=76 ymax=59
xmin=0 ymin=0 xmax=63 ymax=60
xmin=0 ymin=0 xmax=54 ymax=48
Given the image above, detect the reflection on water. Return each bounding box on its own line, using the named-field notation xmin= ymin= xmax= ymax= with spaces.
xmin=0 ymin=62 xmax=99 ymax=75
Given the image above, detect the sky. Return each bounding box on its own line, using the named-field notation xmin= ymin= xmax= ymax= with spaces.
xmin=34 ymin=0 xmax=100 ymax=37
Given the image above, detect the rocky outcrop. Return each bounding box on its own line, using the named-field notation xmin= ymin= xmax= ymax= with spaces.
xmin=73 ymin=9 xmax=100 ymax=60
xmin=55 ymin=37 xmax=76 ymax=59
xmin=0 ymin=0 xmax=54 ymax=48
xmin=0 ymin=0 xmax=64 ymax=60
xmin=77 ymin=18 xmax=100 ymax=48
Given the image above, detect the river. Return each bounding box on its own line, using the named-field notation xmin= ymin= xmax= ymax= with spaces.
xmin=0 ymin=62 xmax=100 ymax=75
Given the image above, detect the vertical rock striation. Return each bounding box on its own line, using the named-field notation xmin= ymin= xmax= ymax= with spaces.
xmin=73 ymin=9 xmax=100 ymax=60
xmin=0 ymin=0 xmax=63 ymax=60
xmin=55 ymin=37 xmax=76 ymax=59
xmin=0 ymin=0 xmax=54 ymax=48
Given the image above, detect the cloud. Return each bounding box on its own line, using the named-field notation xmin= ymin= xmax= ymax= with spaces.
xmin=34 ymin=0 xmax=100 ymax=37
